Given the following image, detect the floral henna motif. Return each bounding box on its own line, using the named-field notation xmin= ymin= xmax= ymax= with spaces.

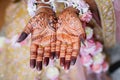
xmin=17 ymin=3 xmax=56 ymax=71
xmin=17 ymin=3 xmax=85 ymax=71
xmin=56 ymin=7 xmax=86 ymax=70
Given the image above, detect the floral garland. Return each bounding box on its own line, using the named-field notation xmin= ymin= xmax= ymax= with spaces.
xmin=56 ymin=0 xmax=92 ymax=22
xmin=0 ymin=0 xmax=108 ymax=79
xmin=27 ymin=0 xmax=37 ymax=17
xmin=27 ymin=0 xmax=92 ymax=21
xmin=80 ymin=27 xmax=109 ymax=74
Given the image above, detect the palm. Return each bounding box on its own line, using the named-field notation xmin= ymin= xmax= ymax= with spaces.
xmin=56 ymin=7 xmax=85 ymax=69
xmin=17 ymin=7 xmax=56 ymax=71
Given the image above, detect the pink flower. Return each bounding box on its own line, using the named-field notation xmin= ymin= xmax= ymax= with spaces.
xmin=93 ymin=53 xmax=105 ymax=64
xmin=91 ymin=61 xmax=109 ymax=73
xmin=85 ymin=27 xmax=93 ymax=40
xmin=27 ymin=0 xmax=37 ymax=17
xmin=46 ymin=66 xmax=59 ymax=80
xmin=80 ymin=11 xmax=92 ymax=23
xmin=92 ymin=42 xmax=103 ymax=55
xmin=80 ymin=40 xmax=96 ymax=56
xmin=80 ymin=39 xmax=103 ymax=56
xmin=80 ymin=55 xmax=93 ymax=67
xmin=91 ymin=63 xmax=103 ymax=74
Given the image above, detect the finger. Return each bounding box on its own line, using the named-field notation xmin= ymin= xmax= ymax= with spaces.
xmin=36 ymin=46 xmax=43 ymax=71
xmin=17 ymin=22 xmax=32 ymax=42
xmin=71 ymin=52 xmax=77 ymax=65
xmin=71 ymin=42 xmax=80 ymax=65
xmin=65 ymin=44 xmax=72 ymax=70
xmin=17 ymin=32 xmax=28 ymax=42
xmin=50 ymin=42 xmax=56 ymax=59
xmin=56 ymin=40 xmax=61 ymax=59
xmin=80 ymin=35 xmax=86 ymax=46
xmin=60 ymin=43 xmax=66 ymax=66
xmin=30 ymin=44 xmax=38 ymax=68
xmin=80 ymin=38 xmax=86 ymax=46
xmin=44 ymin=46 xmax=50 ymax=66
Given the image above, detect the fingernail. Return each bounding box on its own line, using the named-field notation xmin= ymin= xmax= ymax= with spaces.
xmin=65 ymin=60 xmax=70 ymax=70
xmin=36 ymin=61 xmax=42 ymax=71
xmin=30 ymin=59 xmax=36 ymax=68
xmin=56 ymin=51 xmax=60 ymax=59
xmin=51 ymin=52 xmax=56 ymax=59
xmin=60 ymin=57 xmax=65 ymax=66
xmin=17 ymin=32 xmax=28 ymax=42
xmin=71 ymin=57 xmax=77 ymax=65
xmin=44 ymin=57 xmax=49 ymax=66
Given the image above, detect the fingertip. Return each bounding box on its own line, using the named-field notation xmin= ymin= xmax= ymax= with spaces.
xmin=44 ymin=57 xmax=49 ymax=66
xmin=60 ymin=57 xmax=65 ymax=67
xmin=30 ymin=59 xmax=36 ymax=69
xmin=80 ymin=38 xmax=86 ymax=46
xmin=55 ymin=51 xmax=60 ymax=59
xmin=64 ymin=60 xmax=71 ymax=70
xmin=17 ymin=32 xmax=28 ymax=42
xmin=36 ymin=61 xmax=42 ymax=71
xmin=71 ymin=56 xmax=77 ymax=65
xmin=50 ymin=52 xmax=56 ymax=59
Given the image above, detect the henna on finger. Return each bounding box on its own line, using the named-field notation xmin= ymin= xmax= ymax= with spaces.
xmin=56 ymin=40 xmax=61 ymax=59
xmin=56 ymin=7 xmax=86 ymax=69
xmin=44 ymin=57 xmax=49 ymax=66
xmin=17 ymin=32 xmax=28 ymax=42
xmin=71 ymin=52 xmax=78 ymax=65
xmin=50 ymin=42 xmax=56 ymax=59
xmin=60 ymin=43 xmax=66 ymax=66
xmin=71 ymin=42 xmax=80 ymax=65
xmin=65 ymin=54 xmax=71 ymax=70
xmin=30 ymin=44 xmax=38 ymax=68
xmin=36 ymin=46 xmax=44 ymax=71
xmin=30 ymin=56 xmax=36 ymax=69
xmin=65 ymin=45 xmax=72 ymax=69
xmin=44 ymin=46 xmax=50 ymax=66
xmin=60 ymin=57 xmax=65 ymax=67
xmin=17 ymin=22 xmax=32 ymax=42
xmin=80 ymin=34 xmax=86 ymax=46
xmin=18 ymin=2 xmax=56 ymax=71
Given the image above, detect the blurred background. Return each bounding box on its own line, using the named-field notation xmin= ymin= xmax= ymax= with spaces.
xmin=0 ymin=0 xmax=120 ymax=80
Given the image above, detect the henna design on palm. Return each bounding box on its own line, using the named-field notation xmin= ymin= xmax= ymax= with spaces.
xmin=56 ymin=7 xmax=86 ymax=70
xmin=17 ymin=3 xmax=57 ymax=71
xmin=17 ymin=3 xmax=85 ymax=71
